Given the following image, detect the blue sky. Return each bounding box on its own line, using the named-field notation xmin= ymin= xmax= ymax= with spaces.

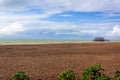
xmin=0 ymin=0 xmax=120 ymax=40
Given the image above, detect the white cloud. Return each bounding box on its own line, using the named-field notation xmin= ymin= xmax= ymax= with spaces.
xmin=0 ymin=21 xmax=78 ymax=36
xmin=107 ymin=25 xmax=120 ymax=37
xmin=0 ymin=0 xmax=29 ymax=11
xmin=81 ymin=30 xmax=98 ymax=34
xmin=0 ymin=19 xmax=119 ymax=40
xmin=26 ymin=21 xmax=78 ymax=31
xmin=28 ymin=0 xmax=120 ymax=19
xmin=31 ymin=0 xmax=120 ymax=12
xmin=0 ymin=22 xmax=26 ymax=35
xmin=0 ymin=10 xmax=63 ymax=23
xmin=25 ymin=21 xmax=116 ymax=37
xmin=0 ymin=0 xmax=120 ymax=24
xmin=0 ymin=0 xmax=120 ymax=40
xmin=1 ymin=0 xmax=120 ymax=12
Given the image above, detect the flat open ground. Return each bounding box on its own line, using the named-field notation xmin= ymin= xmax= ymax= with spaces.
xmin=0 ymin=42 xmax=120 ymax=80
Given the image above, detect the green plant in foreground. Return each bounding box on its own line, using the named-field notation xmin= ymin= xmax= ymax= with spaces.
xmin=13 ymin=71 xmax=30 ymax=80
xmin=112 ymin=71 xmax=120 ymax=80
xmin=57 ymin=69 xmax=76 ymax=80
xmin=97 ymin=74 xmax=111 ymax=80
xmin=11 ymin=65 xmax=120 ymax=80
xmin=81 ymin=64 xmax=104 ymax=80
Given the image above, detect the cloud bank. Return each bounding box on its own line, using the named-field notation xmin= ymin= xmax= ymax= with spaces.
xmin=107 ymin=25 xmax=120 ymax=37
xmin=0 ymin=22 xmax=26 ymax=35
xmin=0 ymin=0 xmax=120 ymax=40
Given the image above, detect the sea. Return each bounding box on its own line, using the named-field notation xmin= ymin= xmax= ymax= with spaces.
xmin=0 ymin=39 xmax=92 ymax=45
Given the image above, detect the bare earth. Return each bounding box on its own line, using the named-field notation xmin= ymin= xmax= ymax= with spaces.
xmin=0 ymin=42 xmax=120 ymax=80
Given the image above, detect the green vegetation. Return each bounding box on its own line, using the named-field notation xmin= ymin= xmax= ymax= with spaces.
xmin=81 ymin=64 xmax=103 ymax=80
xmin=57 ymin=64 xmax=120 ymax=80
xmin=81 ymin=64 xmax=110 ymax=80
xmin=12 ymin=64 xmax=120 ymax=80
xmin=12 ymin=71 xmax=30 ymax=80
xmin=112 ymin=71 xmax=120 ymax=80
xmin=57 ymin=69 xmax=76 ymax=80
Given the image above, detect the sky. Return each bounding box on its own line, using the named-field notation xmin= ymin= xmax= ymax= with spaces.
xmin=0 ymin=0 xmax=120 ymax=40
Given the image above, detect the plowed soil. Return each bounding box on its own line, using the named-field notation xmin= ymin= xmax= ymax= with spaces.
xmin=0 ymin=42 xmax=120 ymax=80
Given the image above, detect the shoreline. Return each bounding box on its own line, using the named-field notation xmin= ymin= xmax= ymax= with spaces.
xmin=0 ymin=41 xmax=119 ymax=45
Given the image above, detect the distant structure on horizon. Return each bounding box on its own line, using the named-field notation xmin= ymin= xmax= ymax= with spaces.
xmin=94 ymin=37 xmax=109 ymax=41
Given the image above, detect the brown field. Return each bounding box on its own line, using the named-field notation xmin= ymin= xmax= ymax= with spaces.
xmin=0 ymin=42 xmax=120 ymax=80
